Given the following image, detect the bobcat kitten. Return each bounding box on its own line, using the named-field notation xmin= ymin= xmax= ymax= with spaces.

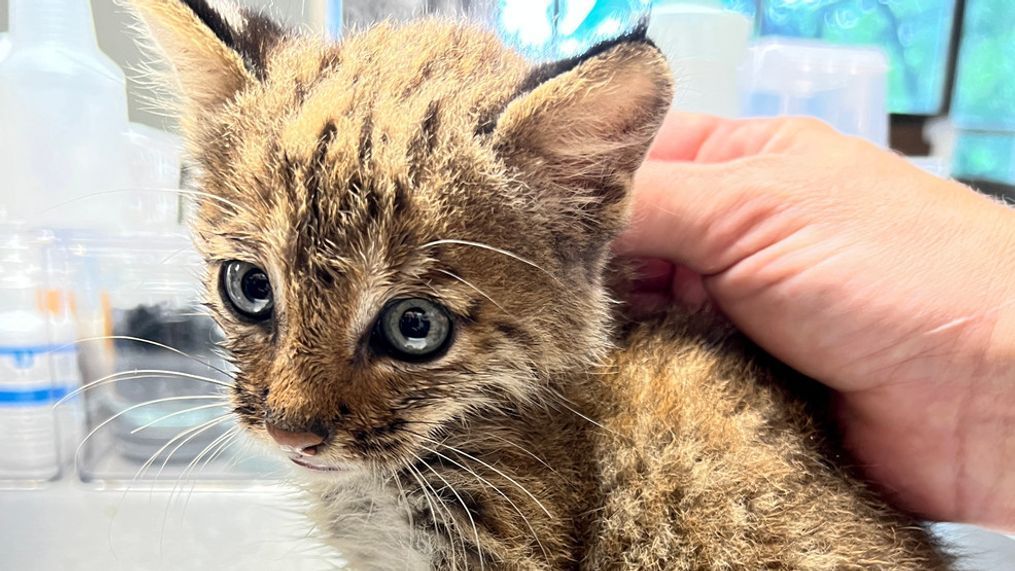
xmin=128 ymin=1 xmax=949 ymax=568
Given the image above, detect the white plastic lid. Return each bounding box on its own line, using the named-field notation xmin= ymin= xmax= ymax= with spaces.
xmin=740 ymin=37 xmax=890 ymax=146
xmin=648 ymin=2 xmax=753 ymax=116
xmin=744 ymin=37 xmax=889 ymax=92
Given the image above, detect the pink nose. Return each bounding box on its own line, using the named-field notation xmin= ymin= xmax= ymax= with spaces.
xmin=265 ymin=423 xmax=326 ymax=455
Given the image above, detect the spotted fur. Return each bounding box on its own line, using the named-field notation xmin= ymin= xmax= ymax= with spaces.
xmin=128 ymin=1 xmax=950 ymax=568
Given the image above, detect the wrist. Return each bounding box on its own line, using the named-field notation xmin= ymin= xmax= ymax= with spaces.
xmin=977 ymin=196 xmax=1015 ymax=370
xmin=949 ymin=190 xmax=1015 ymax=529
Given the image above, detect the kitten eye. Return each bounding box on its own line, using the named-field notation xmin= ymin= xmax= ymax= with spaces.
xmin=373 ymin=298 xmax=452 ymax=361
xmin=221 ymin=261 xmax=274 ymax=320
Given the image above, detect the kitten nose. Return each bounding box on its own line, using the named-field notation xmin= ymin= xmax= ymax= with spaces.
xmin=265 ymin=423 xmax=326 ymax=455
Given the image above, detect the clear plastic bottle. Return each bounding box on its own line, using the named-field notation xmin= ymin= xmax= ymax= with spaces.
xmin=0 ymin=225 xmax=67 ymax=481
xmin=36 ymin=230 xmax=87 ymax=472
xmin=648 ymin=0 xmax=753 ymax=117
xmin=0 ymin=0 xmax=131 ymax=230
xmin=122 ymin=123 xmax=184 ymax=234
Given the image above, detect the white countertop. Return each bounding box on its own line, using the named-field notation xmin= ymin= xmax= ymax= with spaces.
xmin=1 ymin=479 xmax=338 ymax=571
xmin=2 ymin=479 xmax=1014 ymax=570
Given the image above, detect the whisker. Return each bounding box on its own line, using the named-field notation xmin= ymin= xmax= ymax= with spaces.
xmin=416 ymin=458 xmax=469 ymax=570
xmin=432 ymin=269 xmax=506 ymax=313
xmin=33 ymin=187 xmax=252 ymax=219
xmin=159 ymin=421 xmax=238 ymax=555
xmin=416 ymin=456 xmax=485 ymax=570
xmin=176 ymin=427 xmax=242 ymax=518
xmin=130 ymin=402 xmax=230 ymax=434
xmin=542 ymin=386 xmax=625 ymax=441
xmin=178 ymin=423 xmax=238 ymax=482
xmin=424 ymin=438 xmax=552 ymax=518
xmin=120 ymin=419 xmax=227 ymax=501
xmin=485 ymin=433 xmax=558 ymax=475
xmin=107 ymin=413 xmax=233 ymax=549
xmin=61 ymin=335 xmax=233 ymax=378
xmin=415 ymin=442 xmax=550 ymax=565
xmin=153 ymin=415 xmax=233 ymax=483
xmin=56 ymin=369 xmax=231 ymax=409
xmin=419 ymin=239 xmax=560 ymax=285
xmin=391 ymin=470 xmax=416 ymax=549
xmin=403 ymin=459 xmax=461 ymax=569
xmin=74 ymin=395 xmax=226 ymax=474
xmin=134 ymin=414 xmax=233 ymax=496
xmin=198 ymin=428 xmax=241 ymax=475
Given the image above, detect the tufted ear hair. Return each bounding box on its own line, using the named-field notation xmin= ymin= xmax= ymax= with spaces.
xmin=125 ymin=0 xmax=287 ymax=122
xmin=492 ymin=27 xmax=673 ymax=245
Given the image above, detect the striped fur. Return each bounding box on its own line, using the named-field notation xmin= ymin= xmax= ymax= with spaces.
xmin=128 ymin=2 xmax=950 ymax=569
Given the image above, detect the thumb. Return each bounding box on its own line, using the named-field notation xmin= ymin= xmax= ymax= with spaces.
xmin=616 ymin=159 xmax=776 ymax=276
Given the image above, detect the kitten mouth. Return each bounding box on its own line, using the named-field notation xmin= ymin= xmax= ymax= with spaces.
xmin=288 ymin=455 xmax=348 ymax=472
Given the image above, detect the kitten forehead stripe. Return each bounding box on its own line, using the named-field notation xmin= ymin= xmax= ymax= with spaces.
xmin=407 ymin=99 xmax=442 ymax=184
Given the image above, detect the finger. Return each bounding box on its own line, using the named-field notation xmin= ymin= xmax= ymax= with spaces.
xmin=615 ymin=159 xmax=770 ymax=275
xmin=628 ymin=258 xmax=675 ymax=292
xmin=695 ymin=117 xmax=797 ymax=162
xmin=624 ymin=256 xmax=711 ymax=311
xmin=650 ymin=113 xmax=831 ymax=164
xmin=647 ymin=112 xmax=724 ymax=161
xmin=670 ymin=264 xmax=709 ymax=310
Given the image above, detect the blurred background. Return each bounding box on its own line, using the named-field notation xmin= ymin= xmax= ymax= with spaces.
xmin=4 ymin=0 xmax=1013 ymax=188
xmin=0 ymin=0 xmax=1013 ymax=569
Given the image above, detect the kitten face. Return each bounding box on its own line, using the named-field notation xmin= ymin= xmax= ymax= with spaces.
xmin=129 ymin=0 xmax=671 ymax=472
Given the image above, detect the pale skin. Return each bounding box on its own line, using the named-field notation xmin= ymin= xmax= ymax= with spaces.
xmin=616 ymin=112 xmax=1015 ymax=531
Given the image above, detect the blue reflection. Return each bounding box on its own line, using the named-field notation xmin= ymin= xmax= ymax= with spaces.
xmin=951 ymin=0 xmax=1015 ymax=131
xmin=721 ymin=0 xmax=757 ymax=18
xmin=953 ymin=131 xmax=1015 ymax=185
xmin=497 ymin=0 xmax=652 ymax=60
xmin=494 ymin=0 xmax=955 ymax=116
xmin=757 ymin=0 xmax=957 ymax=115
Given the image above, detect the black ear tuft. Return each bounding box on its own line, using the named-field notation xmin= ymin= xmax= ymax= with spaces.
xmin=515 ymin=19 xmax=654 ymax=95
xmin=180 ymin=0 xmax=286 ymax=79
xmin=230 ymin=12 xmax=288 ymax=79
xmin=181 ymin=0 xmax=237 ymax=46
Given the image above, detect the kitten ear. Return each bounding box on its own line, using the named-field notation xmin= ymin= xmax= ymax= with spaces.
xmin=126 ymin=0 xmax=285 ymax=112
xmin=492 ymin=28 xmax=673 ymax=228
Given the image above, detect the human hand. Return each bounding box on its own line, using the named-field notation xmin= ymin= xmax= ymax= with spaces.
xmin=617 ymin=113 xmax=1015 ymax=530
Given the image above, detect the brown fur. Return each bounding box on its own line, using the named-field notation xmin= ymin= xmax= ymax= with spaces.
xmin=128 ymin=1 xmax=950 ymax=568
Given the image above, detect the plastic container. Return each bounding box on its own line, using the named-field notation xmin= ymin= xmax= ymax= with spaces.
xmin=0 ymin=226 xmax=74 ymax=481
xmin=121 ymin=124 xmax=184 ymax=234
xmin=0 ymin=0 xmax=132 ymax=230
xmin=740 ymin=37 xmax=890 ymax=147
xmin=343 ymin=0 xmax=424 ymax=29
xmin=757 ymin=0 xmax=958 ymax=115
xmin=66 ymin=232 xmax=240 ymax=482
xmin=648 ymin=1 xmax=753 ymax=116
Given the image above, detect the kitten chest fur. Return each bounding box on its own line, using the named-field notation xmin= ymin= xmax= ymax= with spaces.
xmin=306 ymin=473 xmax=434 ymax=570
